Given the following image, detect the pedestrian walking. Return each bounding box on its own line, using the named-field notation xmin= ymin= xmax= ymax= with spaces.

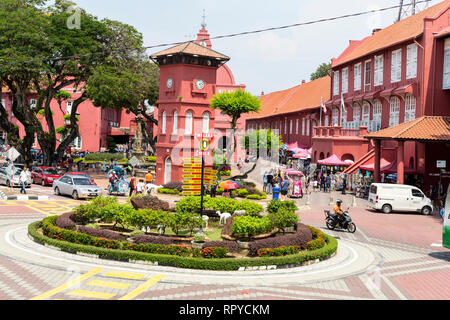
xmin=281 ymin=175 xmax=290 ymax=200
xmin=19 ymin=168 xmax=29 ymax=194
xmin=129 ymin=177 xmax=137 ymax=197
xmin=326 ymin=174 xmax=331 ymax=193
xmin=263 ymin=171 xmax=268 ymax=193
xmin=103 ymin=160 xmax=107 ymax=173
xmin=267 ymin=170 xmax=274 ymax=195
xmin=342 ymin=176 xmax=347 ymax=195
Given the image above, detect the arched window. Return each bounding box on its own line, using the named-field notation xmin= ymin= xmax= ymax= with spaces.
xmin=202 ymin=112 xmax=210 ymax=133
xmin=340 ymin=106 xmax=347 ymax=128
xmin=353 ymin=103 xmax=361 ymax=127
xmin=404 ymin=95 xmax=416 ymax=123
xmin=362 ymin=102 xmax=370 ymax=127
xmin=389 ymin=97 xmax=400 ymax=127
xmin=161 ymin=111 xmax=167 ymax=134
xmin=372 ymin=99 xmax=382 ymax=132
xmin=185 ymin=111 xmax=193 ymax=135
xmin=164 ymin=157 xmax=172 ymax=184
xmin=332 ymin=107 xmax=339 ymax=126
xmin=172 ymin=111 xmax=178 ymax=134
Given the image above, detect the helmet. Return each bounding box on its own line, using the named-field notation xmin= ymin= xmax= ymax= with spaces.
xmin=336 ymin=199 xmax=343 ymax=205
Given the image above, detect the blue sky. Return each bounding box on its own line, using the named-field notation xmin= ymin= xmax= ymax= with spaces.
xmin=73 ymin=0 xmax=440 ymax=95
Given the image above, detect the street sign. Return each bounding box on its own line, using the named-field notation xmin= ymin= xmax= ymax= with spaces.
xmin=129 ymin=156 xmax=140 ymax=167
xmin=200 ymin=138 xmax=210 ymax=151
xmin=182 ymin=185 xmax=202 ymax=189
xmin=183 ymin=163 xmax=202 ymax=168
xmin=205 ymin=169 xmax=218 ymax=175
xmin=6 ymin=147 xmax=20 ymax=162
xmin=183 ymin=158 xmax=202 ymax=163
xmin=182 ymin=169 xmax=202 ymax=173
xmin=437 ymin=160 xmax=447 ymax=169
xmin=182 ymin=191 xmax=201 ymax=196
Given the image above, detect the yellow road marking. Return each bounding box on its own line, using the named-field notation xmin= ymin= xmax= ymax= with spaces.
xmin=87 ymin=280 xmax=131 ymax=290
xmin=104 ymin=271 xmax=146 ymax=280
xmin=118 ymin=275 xmax=166 ymax=300
xmin=23 ymin=205 xmax=51 ymax=216
xmin=30 ymin=268 xmax=104 ymax=300
xmin=67 ymin=290 xmax=116 ymax=299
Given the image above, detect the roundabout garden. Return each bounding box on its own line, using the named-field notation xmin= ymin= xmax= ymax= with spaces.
xmin=28 ymin=195 xmax=338 ymax=271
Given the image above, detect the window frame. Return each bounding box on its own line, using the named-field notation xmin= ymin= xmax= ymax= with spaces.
xmin=333 ymin=71 xmax=340 ymax=96
xmin=342 ymin=67 xmax=349 ymax=94
xmin=391 ymin=49 xmax=402 ymax=83
xmin=406 ymin=44 xmax=418 ymax=80
xmin=374 ymin=55 xmax=384 ymax=86
xmin=354 ymin=63 xmax=362 ymax=91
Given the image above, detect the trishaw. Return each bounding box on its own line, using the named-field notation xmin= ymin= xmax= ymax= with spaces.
xmin=107 ymin=168 xmax=129 ymax=196
xmin=286 ymin=169 xmax=303 ymax=198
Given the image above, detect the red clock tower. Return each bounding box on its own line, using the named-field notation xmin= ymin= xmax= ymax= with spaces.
xmin=150 ymin=42 xmax=231 ymax=185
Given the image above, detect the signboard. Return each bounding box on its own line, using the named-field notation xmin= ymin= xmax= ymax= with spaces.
xmin=183 ymin=158 xmax=202 ymax=163
xmin=205 ymin=169 xmax=218 ymax=175
xmin=182 ymin=191 xmax=201 ymax=196
xmin=129 ymin=156 xmax=140 ymax=167
xmin=6 ymin=147 xmax=20 ymax=162
xmin=182 ymin=169 xmax=202 ymax=174
xmin=183 ymin=163 xmax=202 ymax=168
xmin=437 ymin=160 xmax=447 ymax=169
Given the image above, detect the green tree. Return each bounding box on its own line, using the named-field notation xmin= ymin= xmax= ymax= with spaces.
xmin=310 ymin=62 xmax=331 ymax=81
xmin=241 ymin=129 xmax=283 ymax=157
xmin=0 ymin=0 xmax=159 ymax=166
xmin=210 ymin=90 xmax=261 ymax=179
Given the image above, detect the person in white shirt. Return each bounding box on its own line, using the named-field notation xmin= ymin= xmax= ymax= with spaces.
xmin=136 ymin=179 xmax=145 ymax=194
xmin=19 ymin=167 xmax=29 ymax=194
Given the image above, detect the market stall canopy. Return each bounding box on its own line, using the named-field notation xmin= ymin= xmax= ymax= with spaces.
xmin=359 ymin=158 xmax=391 ymax=172
xmin=317 ymin=154 xmax=350 ymax=166
xmin=359 ymin=159 xmax=417 ymax=174
xmin=287 ymin=142 xmax=308 ymax=151
xmin=293 ymin=148 xmax=311 ymax=159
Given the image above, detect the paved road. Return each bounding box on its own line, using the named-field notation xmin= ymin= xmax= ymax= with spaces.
xmin=0 ymin=192 xmax=449 ymax=301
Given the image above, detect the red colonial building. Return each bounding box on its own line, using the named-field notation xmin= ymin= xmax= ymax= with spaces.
xmin=150 ymin=23 xmax=247 ymax=185
xmin=0 ymin=85 xmax=151 ymax=154
xmin=314 ymin=0 xmax=450 ymax=192
xmin=246 ymin=77 xmax=330 ymax=149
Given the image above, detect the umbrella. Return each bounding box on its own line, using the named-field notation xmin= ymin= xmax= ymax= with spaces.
xmin=219 ymin=180 xmax=241 ymax=190
xmin=286 ymin=169 xmax=304 ymax=176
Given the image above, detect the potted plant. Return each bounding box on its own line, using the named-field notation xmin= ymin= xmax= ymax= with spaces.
xmin=191 ymin=234 xmax=206 ymax=249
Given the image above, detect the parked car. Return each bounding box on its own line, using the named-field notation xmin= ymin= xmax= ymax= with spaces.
xmin=31 ymin=167 xmax=62 ymax=186
xmin=368 ymin=183 xmax=433 ymax=215
xmin=53 ymin=174 xmax=102 ymax=200
xmin=65 ymin=172 xmax=97 ymax=185
xmin=0 ymin=166 xmax=32 ymax=187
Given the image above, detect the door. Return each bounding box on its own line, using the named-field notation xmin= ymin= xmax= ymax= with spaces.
xmin=411 ymin=188 xmax=425 ymax=211
xmin=35 ymin=168 xmax=43 ymax=184
xmin=395 ymin=188 xmax=413 ymax=211
xmin=0 ymin=168 xmax=6 ymax=185
xmin=59 ymin=176 xmax=70 ymax=195
xmin=164 ymin=157 xmax=172 ymax=185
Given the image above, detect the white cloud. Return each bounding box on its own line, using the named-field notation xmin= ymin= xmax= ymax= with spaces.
xmin=247 ymin=31 xmax=299 ymax=62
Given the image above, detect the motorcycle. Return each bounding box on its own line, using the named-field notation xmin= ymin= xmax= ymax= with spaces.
xmin=324 ymin=208 xmax=357 ymax=233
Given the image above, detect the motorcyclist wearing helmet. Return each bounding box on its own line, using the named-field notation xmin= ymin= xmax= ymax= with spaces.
xmin=334 ymin=200 xmax=345 ymax=225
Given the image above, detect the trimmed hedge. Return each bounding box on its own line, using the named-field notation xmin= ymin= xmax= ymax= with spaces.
xmin=247 ymin=223 xmax=313 ymax=257
xmin=157 ymin=188 xmax=181 ymax=195
xmin=132 ymin=234 xmax=178 ymax=245
xmin=28 ymin=218 xmax=338 ymax=271
xmin=201 ymin=240 xmax=240 ymax=253
xmin=257 ymin=246 xmax=301 ymax=257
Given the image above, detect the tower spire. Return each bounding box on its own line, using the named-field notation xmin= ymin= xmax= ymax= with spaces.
xmin=201 ymin=9 xmax=207 ymax=29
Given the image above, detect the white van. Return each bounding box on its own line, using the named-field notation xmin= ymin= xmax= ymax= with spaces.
xmin=368 ymin=183 xmax=433 ymax=215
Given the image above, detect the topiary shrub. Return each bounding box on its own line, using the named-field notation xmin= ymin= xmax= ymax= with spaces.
xmin=247 ymin=223 xmax=312 ymax=256
xmin=267 ymin=207 xmax=299 ymax=234
xmin=201 ymin=240 xmax=240 ymax=253
xmin=77 ymin=226 xmax=126 ymax=241
xmin=55 ymin=212 xmax=76 ymax=230
xmin=267 ymin=200 xmax=298 ymax=214
xmin=162 ymin=182 xmax=183 ymax=192
xmin=157 ymin=188 xmax=180 ymax=195
xmin=132 ymin=234 xmax=177 ymax=245
xmin=257 ymin=246 xmax=301 ymax=257
xmin=306 ymin=238 xmax=326 ymax=251
xmin=231 ymin=216 xmax=274 ymax=237
xmin=202 ymin=247 xmax=229 ymax=259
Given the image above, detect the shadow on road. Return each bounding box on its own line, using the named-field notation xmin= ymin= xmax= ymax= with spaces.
xmin=429 ymin=251 xmax=450 ymax=262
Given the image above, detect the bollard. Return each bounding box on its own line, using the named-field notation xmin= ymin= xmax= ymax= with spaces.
xmin=352 ymin=196 xmax=357 ymax=208
xmin=329 ymin=196 xmax=334 ymax=206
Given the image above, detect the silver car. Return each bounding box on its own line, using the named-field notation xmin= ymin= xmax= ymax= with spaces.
xmin=0 ymin=166 xmax=32 ymax=187
xmin=53 ymin=174 xmax=103 ymax=200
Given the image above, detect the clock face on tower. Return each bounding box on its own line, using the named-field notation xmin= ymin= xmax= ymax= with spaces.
xmin=195 ymin=79 xmax=205 ymax=90
xmin=166 ymin=78 xmax=173 ymax=89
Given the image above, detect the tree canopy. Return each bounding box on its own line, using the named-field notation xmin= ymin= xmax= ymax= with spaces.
xmin=0 ymin=0 xmax=159 ymax=165
xmin=310 ymin=62 xmax=331 ymax=81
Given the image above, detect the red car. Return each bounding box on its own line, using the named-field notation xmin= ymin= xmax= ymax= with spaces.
xmin=66 ymin=172 xmax=97 ymax=185
xmin=31 ymin=167 xmax=62 ymax=186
